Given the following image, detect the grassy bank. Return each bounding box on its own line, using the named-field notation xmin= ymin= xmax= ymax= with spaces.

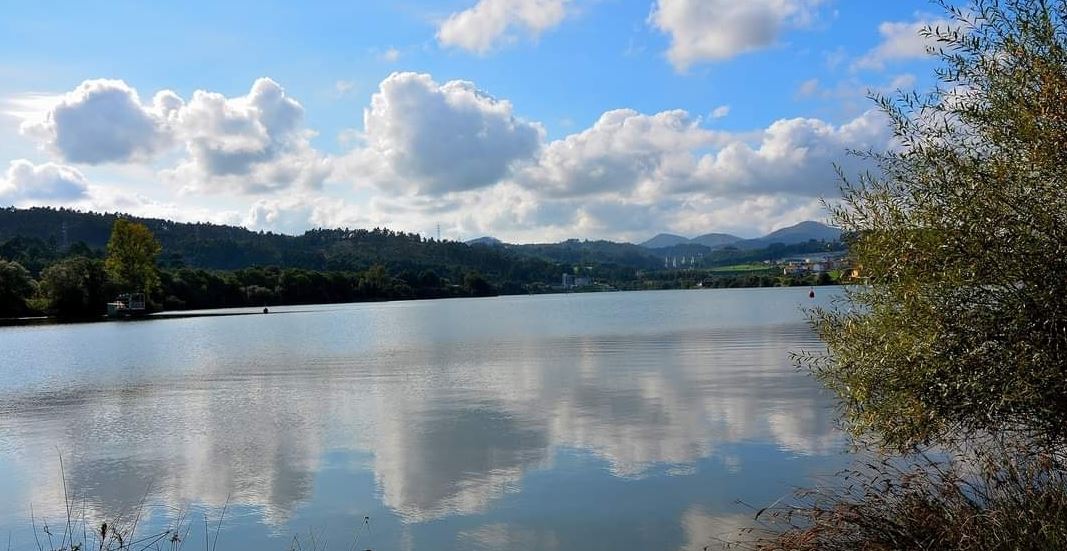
xmin=737 ymin=444 xmax=1067 ymax=551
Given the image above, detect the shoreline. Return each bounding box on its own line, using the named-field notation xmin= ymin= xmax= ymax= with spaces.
xmin=0 ymin=283 xmax=843 ymax=328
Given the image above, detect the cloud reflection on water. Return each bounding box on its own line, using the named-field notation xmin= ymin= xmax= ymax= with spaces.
xmin=0 ymin=290 xmax=845 ymax=548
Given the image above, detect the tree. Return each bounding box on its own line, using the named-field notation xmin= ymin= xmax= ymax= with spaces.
xmin=0 ymin=259 xmax=35 ymax=317
xmin=806 ymin=0 xmax=1067 ymax=450
xmin=464 ymin=271 xmax=496 ymax=297
xmin=105 ymin=219 xmax=162 ymax=294
xmin=359 ymin=264 xmax=393 ymax=298
xmin=38 ymin=256 xmax=110 ymax=317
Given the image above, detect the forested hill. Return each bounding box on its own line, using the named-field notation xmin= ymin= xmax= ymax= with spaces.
xmin=0 ymin=206 xmax=845 ymax=279
xmin=0 ymin=207 xmax=563 ymax=284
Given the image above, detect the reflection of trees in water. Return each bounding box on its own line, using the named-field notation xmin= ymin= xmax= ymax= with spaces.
xmin=3 ymin=324 xmax=841 ymax=526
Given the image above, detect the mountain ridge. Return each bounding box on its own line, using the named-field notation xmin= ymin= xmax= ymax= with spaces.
xmin=637 ymin=221 xmax=839 ymax=250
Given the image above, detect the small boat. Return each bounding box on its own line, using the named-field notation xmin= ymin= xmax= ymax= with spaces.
xmin=808 ymin=287 xmax=816 ymax=299
xmin=107 ymin=293 xmax=148 ymax=319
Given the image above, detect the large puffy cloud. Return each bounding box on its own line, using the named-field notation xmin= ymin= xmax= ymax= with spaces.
xmin=650 ymin=0 xmax=824 ymax=71
xmin=341 ymin=72 xmax=543 ymax=195
xmin=520 ymin=107 xmax=889 ymax=200
xmin=20 ymin=79 xmax=177 ymax=164
xmin=167 ymin=78 xmax=331 ymax=193
xmin=326 ymin=73 xmax=891 ymax=242
xmin=20 ymin=78 xmax=330 ymax=194
xmin=521 ymin=109 xmax=717 ymax=198
xmin=341 ymin=86 xmax=883 ymax=227
xmin=415 ymin=108 xmax=885 ymax=242
xmin=0 ymin=159 xmax=90 ymax=203
xmin=437 ymin=0 xmax=571 ymax=54
xmin=692 ymin=109 xmax=890 ymax=197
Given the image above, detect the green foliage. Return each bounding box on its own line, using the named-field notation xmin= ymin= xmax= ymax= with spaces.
xmin=0 ymin=259 xmax=35 ymax=317
xmin=154 ymin=264 xmax=472 ymax=310
xmin=1 ymin=207 xmax=843 ymax=279
xmin=0 ymin=208 xmax=846 ymax=315
xmin=463 ymin=271 xmax=496 ymax=297
xmin=38 ymin=257 xmax=111 ymax=318
xmin=105 ymin=219 xmax=162 ymax=294
xmin=805 ymin=0 xmax=1067 ymax=450
xmin=0 ymin=236 xmax=61 ymax=274
xmin=622 ymin=269 xmax=836 ymax=291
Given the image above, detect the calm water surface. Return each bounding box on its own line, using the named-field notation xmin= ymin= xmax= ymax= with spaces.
xmin=0 ymin=287 xmax=849 ymax=550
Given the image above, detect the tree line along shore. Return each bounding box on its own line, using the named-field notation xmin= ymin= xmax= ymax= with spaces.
xmin=0 ymin=211 xmax=843 ymax=320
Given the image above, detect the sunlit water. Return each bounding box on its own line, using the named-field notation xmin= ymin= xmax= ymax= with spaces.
xmin=0 ymin=287 xmax=849 ymax=550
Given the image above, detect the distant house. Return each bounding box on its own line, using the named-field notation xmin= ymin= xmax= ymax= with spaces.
xmin=781 ymin=258 xmax=834 ymax=275
xmin=561 ymin=274 xmax=592 ymax=289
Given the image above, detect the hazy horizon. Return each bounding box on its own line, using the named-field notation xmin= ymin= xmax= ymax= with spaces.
xmin=3 ymin=205 xmax=838 ymax=245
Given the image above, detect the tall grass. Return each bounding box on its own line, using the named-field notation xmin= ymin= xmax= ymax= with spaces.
xmin=26 ymin=464 xmax=222 ymax=551
xmin=24 ymin=502 xmax=369 ymax=551
xmin=19 ymin=458 xmax=375 ymax=551
xmin=732 ymin=441 xmax=1067 ymax=550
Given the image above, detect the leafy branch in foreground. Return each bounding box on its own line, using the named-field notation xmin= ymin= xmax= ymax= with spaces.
xmin=804 ymin=0 xmax=1067 ymax=451
xmin=731 ymin=2 xmax=1067 ymax=549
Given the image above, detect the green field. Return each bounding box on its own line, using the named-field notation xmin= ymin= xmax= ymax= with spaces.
xmin=707 ymin=263 xmax=776 ymax=273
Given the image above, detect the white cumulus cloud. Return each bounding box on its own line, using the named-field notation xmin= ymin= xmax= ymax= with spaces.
xmin=437 ymin=0 xmax=571 ymax=54
xmin=520 ymin=107 xmax=888 ymax=200
xmin=328 ymin=73 xmax=892 ymax=242
xmin=339 ymin=72 xmax=543 ymax=195
xmin=0 ymin=159 xmax=90 ymax=204
xmin=166 ymin=78 xmax=332 ymax=194
xmin=520 ymin=109 xmax=714 ymax=197
xmin=20 ymin=79 xmax=177 ymax=164
xmin=0 ymin=160 xmax=243 ymax=226
xmin=650 ymin=0 xmax=824 ymax=71
xmin=693 ymin=110 xmax=889 ymax=197
xmin=854 ymin=16 xmax=953 ymax=70
xmin=20 ymin=78 xmax=331 ymax=195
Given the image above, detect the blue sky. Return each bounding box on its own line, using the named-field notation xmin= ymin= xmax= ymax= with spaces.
xmin=0 ymin=0 xmax=949 ymax=242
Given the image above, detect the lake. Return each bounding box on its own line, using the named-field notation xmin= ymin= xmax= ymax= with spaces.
xmin=0 ymin=287 xmax=849 ymax=550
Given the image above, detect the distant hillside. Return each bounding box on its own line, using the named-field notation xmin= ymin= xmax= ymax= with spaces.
xmin=733 ymin=221 xmax=842 ymax=250
xmin=466 ymin=236 xmax=504 ymax=247
xmin=0 ymin=207 xmax=563 ymax=288
xmin=640 ymin=233 xmax=691 ymax=248
xmin=639 ymin=221 xmax=838 ymax=250
xmin=690 ymin=232 xmax=743 ymax=248
xmin=511 ymin=239 xmax=663 ymax=271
